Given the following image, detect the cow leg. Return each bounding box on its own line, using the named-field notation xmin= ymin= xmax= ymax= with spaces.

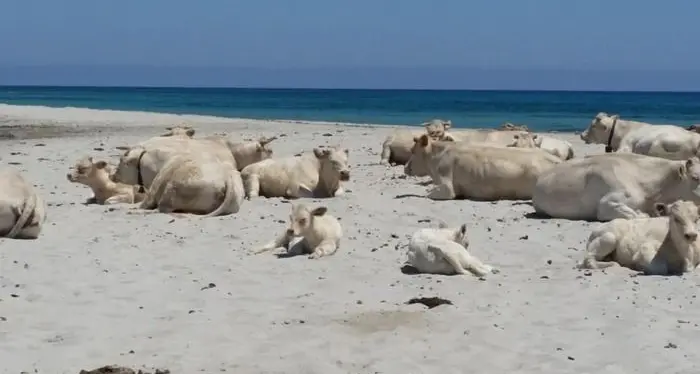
xmin=308 ymin=239 xmax=338 ymax=259
xmin=597 ymin=192 xmax=646 ymax=221
xmin=427 ymin=183 xmax=456 ymax=200
xmin=253 ymin=230 xmax=293 ymax=254
xmin=104 ymin=194 xmax=132 ymax=205
xmin=333 ymin=186 xmax=345 ymax=197
xmin=426 ymin=243 xmax=470 ymax=275
xmin=244 ymin=173 xmax=260 ymax=199
xmin=458 ymin=249 xmax=499 ymax=277
xmin=579 ymin=231 xmax=620 ymax=269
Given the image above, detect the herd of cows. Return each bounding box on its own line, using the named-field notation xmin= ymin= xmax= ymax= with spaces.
xmin=3 ymin=111 xmax=700 ymax=276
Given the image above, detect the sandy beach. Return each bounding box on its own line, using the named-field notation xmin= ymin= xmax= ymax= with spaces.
xmin=2 ymin=104 xmax=700 ymax=374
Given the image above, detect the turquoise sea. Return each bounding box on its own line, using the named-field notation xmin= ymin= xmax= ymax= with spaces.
xmin=1 ymin=86 xmax=700 ymax=132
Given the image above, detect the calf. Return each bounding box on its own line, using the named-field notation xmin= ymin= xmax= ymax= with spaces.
xmin=579 ymin=200 xmax=700 ymax=275
xmin=405 ymin=224 xmax=498 ymax=277
xmin=0 ymin=167 xmax=47 ymax=239
xmin=68 ymin=156 xmax=145 ymax=204
xmin=253 ymin=203 xmax=342 ymax=259
xmin=241 ymin=146 xmax=350 ymax=199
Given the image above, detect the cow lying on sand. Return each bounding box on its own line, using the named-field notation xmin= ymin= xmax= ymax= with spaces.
xmin=533 ymin=153 xmax=700 ymax=221
xmin=379 ymin=119 xmax=452 ymax=165
xmin=160 ymin=125 xmax=195 ymax=138
xmin=580 ymin=112 xmax=700 ymax=159
xmin=67 ymin=156 xmax=145 ymax=204
xmin=534 ymin=135 xmax=574 ymax=160
xmin=241 ymin=146 xmax=350 ymax=199
xmin=444 ymin=129 xmax=533 ymax=147
xmin=0 ymin=167 xmax=46 ymax=239
xmin=579 ymin=200 xmax=700 ymax=275
xmin=253 ymin=203 xmax=342 ymax=259
xmin=113 ymin=137 xmax=275 ymax=189
xmin=404 ymin=224 xmax=498 ymax=277
xmin=132 ymin=152 xmax=245 ymax=216
xmin=404 ymin=134 xmax=561 ymax=200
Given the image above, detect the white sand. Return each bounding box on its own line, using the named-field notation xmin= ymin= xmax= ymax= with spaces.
xmin=1 ymin=104 xmax=700 ymax=374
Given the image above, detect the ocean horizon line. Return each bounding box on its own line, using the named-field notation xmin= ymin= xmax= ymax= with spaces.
xmin=1 ymin=85 xmax=700 ymax=94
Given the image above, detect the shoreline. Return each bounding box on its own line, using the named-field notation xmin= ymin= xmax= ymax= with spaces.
xmin=0 ymin=103 xmax=579 ymax=138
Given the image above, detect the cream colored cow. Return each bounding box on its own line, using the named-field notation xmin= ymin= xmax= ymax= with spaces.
xmin=0 ymin=167 xmax=46 ymax=239
xmin=405 ymin=224 xmax=498 ymax=277
xmin=580 ymin=112 xmax=700 ymax=159
xmin=534 ymin=135 xmax=574 ymax=160
xmin=253 ymin=203 xmax=342 ymax=259
xmin=404 ymin=134 xmax=562 ymax=200
xmin=379 ymin=119 xmax=452 ymax=165
xmin=579 ymin=200 xmax=700 ymax=275
xmin=160 ymin=125 xmax=195 ymax=138
xmin=533 ymin=153 xmax=700 ymax=221
xmin=241 ymin=146 xmax=350 ymax=199
xmin=133 ymin=152 xmax=245 ymax=217
xmin=67 ymin=156 xmax=145 ymax=204
xmin=113 ymin=137 xmax=275 ymax=189
xmin=444 ymin=129 xmax=533 ymax=147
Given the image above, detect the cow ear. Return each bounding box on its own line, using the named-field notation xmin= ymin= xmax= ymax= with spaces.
xmin=655 ymin=203 xmax=668 ymax=216
xmin=311 ymin=206 xmax=327 ymax=216
xmin=94 ymin=160 xmax=108 ymax=169
xmin=443 ymin=120 xmax=451 ymax=129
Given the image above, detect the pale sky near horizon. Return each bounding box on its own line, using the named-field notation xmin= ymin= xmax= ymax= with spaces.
xmin=1 ymin=0 xmax=699 ymax=89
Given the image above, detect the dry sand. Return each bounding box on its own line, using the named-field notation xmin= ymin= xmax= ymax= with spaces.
xmin=1 ymin=104 xmax=699 ymax=374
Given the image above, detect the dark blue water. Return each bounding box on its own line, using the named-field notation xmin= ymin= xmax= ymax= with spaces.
xmin=1 ymin=86 xmax=700 ymax=132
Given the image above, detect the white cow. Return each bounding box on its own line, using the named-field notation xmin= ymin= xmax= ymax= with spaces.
xmin=580 ymin=112 xmax=700 ymax=160
xmin=579 ymin=200 xmax=700 ymax=275
xmin=253 ymin=203 xmax=342 ymax=259
xmin=404 ymin=134 xmax=562 ymax=200
xmin=405 ymin=224 xmax=498 ymax=277
xmin=113 ymin=137 xmax=275 ymax=189
xmin=0 ymin=167 xmax=47 ymax=239
xmin=533 ymin=153 xmax=700 ymax=221
xmin=444 ymin=129 xmax=533 ymax=147
xmin=160 ymin=125 xmax=195 ymax=138
xmin=379 ymin=119 xmax=452 ymax=165
xmin=67 ymin=156 xmax=145 ymax=204
xmin=134 ymin=152 xmax=245 ymax=216
xmin=241 ymin=146 xmax=350 ymax=199
xmin=534 ymin=135 xmax=574 ymax=160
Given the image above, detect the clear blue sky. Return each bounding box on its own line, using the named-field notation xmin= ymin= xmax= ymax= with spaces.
xmin=1 ymin=0 xmax=699 ymax=90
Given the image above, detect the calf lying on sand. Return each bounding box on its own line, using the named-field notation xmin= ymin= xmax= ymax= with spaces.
xmin=67 ymin=156 xmax=145 ymax=204
xmin=241 ymin=146 xmax=350 ymax=199
xmin=579 ymin=200 xmax=700 ymax=275
xmin=134 ymin=152 xmax=244 ymax=216
xmin=405 ymin=224 xmax=498 ymax=277
xmin=253 ymin=204 xmax=342 ymax=259
xmin=534 ymin=135 xmax=575 ymax=160
xmin=444 ymin=129 xmax=533 ymax=147
xmin=533 ymin=153 xmax=700 ymax=221
xmin=0 ymin=167 xmax=46 ymax=239
xmin=379 ymin=119 xmax=452 ymax=165
xmin=405 ymin=134 xmax=561 ymax=200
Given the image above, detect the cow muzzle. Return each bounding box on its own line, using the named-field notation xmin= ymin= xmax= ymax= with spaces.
xmin=339 ymin=170 xmax=350 ymax=181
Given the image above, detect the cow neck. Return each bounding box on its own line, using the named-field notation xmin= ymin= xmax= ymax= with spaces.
xmin=136 ymin=150 xmax=147 ymax=193
xmin=605 ymin=118 xmax=618 ymax=153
